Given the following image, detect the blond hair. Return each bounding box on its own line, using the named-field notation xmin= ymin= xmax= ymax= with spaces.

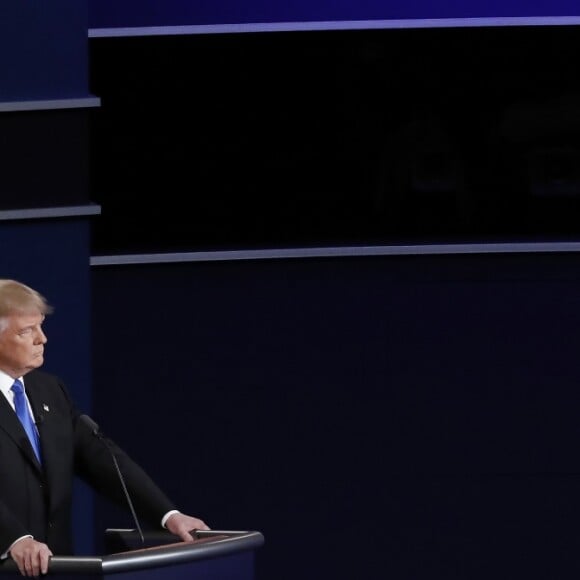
xmin=0 ymin=280 xmax=53 ymax=333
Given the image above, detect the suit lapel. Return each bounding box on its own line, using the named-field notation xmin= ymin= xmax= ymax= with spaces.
xmin=25 ymin=375 xmax=70 ymax=501
xmin=0 ymin=389 xmax=42 ymax=471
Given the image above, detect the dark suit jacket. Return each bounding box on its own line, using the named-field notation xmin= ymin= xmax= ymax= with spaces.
xmin=0 ymin=369 xmax=176 ymax=555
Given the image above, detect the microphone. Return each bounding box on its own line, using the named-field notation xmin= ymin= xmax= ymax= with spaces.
xmin=79 ymin=414 xmax=145 ymax=545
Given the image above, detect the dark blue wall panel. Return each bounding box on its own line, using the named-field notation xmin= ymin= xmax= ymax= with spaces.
xmin=0 ymin=218 xmax=94 ymax=555
xmin=0 ymin=0 xmax=89 ymax=100
xmin=88 ymin=0 xmax=580 ymax=29
xmin=91 ymin=253 xmax=580 ymax=579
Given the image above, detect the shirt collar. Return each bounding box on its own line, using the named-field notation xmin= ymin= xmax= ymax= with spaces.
xmin=0 ymin=371 xmax=25 ymax=399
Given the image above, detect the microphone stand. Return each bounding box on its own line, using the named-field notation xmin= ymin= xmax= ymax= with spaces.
xmin=80 ymin=415 xmax=145 ymax=545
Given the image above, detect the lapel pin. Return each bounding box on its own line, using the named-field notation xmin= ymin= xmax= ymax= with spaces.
xmin=43 ymin=404 xmax=49 ymax=412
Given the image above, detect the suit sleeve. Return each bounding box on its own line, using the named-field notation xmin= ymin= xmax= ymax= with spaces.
xmin=73 ymin=415 xmax=177 ymax=528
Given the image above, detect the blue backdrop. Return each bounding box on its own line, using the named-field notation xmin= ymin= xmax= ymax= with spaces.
xmin=88 ymin=0 xmax=580 ymax=29
xmin=0 ymin=0 xmax=89 ymax=101
xmin=91 ymin=253 xmax=580 ymax=580
xmin=0 ymin=218 xmax=94 ymax=555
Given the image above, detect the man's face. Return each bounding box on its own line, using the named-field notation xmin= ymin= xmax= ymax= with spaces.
xmin=0 ymin=311 xmax=47 ymax=378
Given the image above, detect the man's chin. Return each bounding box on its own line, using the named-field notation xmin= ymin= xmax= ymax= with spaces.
xmin=28 ymin=358 xmax=44 ymax=369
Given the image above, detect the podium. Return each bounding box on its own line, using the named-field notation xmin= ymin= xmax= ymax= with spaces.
xmin=0 ymin=529 xmax=264 ymax=580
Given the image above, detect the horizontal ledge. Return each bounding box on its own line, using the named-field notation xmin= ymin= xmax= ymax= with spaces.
xmin=0 ymin=205 xmax=102 ymax=221
xmin=89 ymin=16 xmax=580 ymax=38
xmin=0 ymin=97 xmax=101 ymax=113
xmin=90 ymin=241 xmax=580 ymax=265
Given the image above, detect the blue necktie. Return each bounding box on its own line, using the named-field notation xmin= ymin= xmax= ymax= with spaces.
xmin=11 ymin=379 xmax=42 ymax=463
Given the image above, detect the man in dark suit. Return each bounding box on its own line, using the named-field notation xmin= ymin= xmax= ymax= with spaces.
xmin=0 ymin=279 xmax=209 ymax=576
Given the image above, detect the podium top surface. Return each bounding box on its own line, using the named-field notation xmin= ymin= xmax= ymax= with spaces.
xmin=0 ymin=530 xmax=265 ymax=575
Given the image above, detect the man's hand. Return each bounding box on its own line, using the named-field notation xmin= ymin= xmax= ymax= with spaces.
xmin=165 ymin=512 xmax=210 ymax=543
xmin=9 ymin=537 xmax=52 ymax=577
